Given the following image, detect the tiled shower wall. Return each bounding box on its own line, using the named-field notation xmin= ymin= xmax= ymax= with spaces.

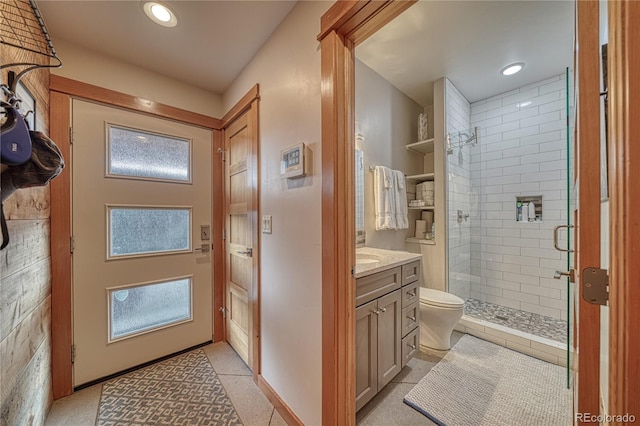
xmin=468 ymin=74 xmax=569 ymax=320
xmin=445 ymin=78 xmax=473 ymax=300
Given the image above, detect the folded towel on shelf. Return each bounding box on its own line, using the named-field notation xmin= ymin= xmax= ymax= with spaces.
xmin=374 ymin=166 xmax=397 ymax=230
xmin=394 ymin=169 xmax=409 ymax=229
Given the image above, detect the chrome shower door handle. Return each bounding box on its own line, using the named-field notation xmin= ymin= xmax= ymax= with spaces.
xmin=552 ymin=225 xmax=574 ymax=253
xmin=238 ymin=247 xmax=253 ymax=257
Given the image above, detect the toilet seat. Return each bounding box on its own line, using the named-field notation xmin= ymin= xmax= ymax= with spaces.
xmin=419 ymin=288 xmax=465 ymax=309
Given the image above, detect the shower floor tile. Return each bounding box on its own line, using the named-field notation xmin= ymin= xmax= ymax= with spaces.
xmin=464 ymin=299 xmax=568 ymax=343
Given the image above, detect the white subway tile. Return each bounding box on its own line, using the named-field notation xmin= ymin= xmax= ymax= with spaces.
xmin=485 ymin=120 xmax=520 ymax=136
xmin=486 ymin=156 xmax=521 ymax=169
xmin=539 ymin=141 xmax=565 ymax=152
xmin=502 ymin=106 xmax=540 ymax=124
xmin=520 ymin=130 xmax=562 ymax=146
xmin=521 ymin=111 xmax=562 ymax=127
xmin=520 ymin=283 xmax=561 ymax=299
xmin=521 ymin=247 xmax=561 ymax=260
xmin=502 ymin=237 xmax=539 ymax=248
xmin=486 ymin=279 xmax=521 ymax=292
xmin=502 ymin=182 xmax=541 ymax=193
xmin=502 ymin=144 xmax=539 ymax=158
xmin=522 ymin=170 xmax=562 ymax=183
xmin=503 ymin=271 xmax=541 ymax=285
xmin=502 ymin=163 xmax=540 ymax=176
xmin=472 ymin=98 xmax=504 ymax=113
xmin=502 ymin=254 xmax=540 ymax=267
xmin=539 ymin=78 xmax=567 ymax=95
xmin=539 ymin=296 xmax=566 ymax=310
xmin=503 ymin=289 xmax=540 ymax=304
xmin=503 ymin=125 xmax=540 ymax=140
xmin=502 ymin=88 xmax=540 ymax=106
xmin=539 ymin=99 xmax=567 ymax=114
xmin=485 ymin=295 xmax=522 ymax=310
xmin=540 ymin=119 xmax=566 ymax=133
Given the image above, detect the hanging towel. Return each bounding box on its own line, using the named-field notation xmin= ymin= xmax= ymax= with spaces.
xmin=394 ymin=169 xmax=409 ymax=229
xmin=374 ymin=166 xmax=397 ymax=230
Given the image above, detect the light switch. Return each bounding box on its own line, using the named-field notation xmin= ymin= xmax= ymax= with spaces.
xmin=200 ymin=225 xmax=211 ymax=241
xmin=262 ymin=215 xmax=272 ymax=234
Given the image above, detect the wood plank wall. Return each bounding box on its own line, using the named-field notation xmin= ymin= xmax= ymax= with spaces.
xmin=0 ymin=8 xmax=53 ymax=425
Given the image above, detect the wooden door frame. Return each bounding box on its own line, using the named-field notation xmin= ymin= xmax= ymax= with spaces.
xmin=318 ymin=1 xmax=417 ymax=424
xmin=575 ymin=0 xmax=602 ymax=420
xmin=607 ymin=1 xmax=640 ymax=419
xmin=220 ymin=85 xmax=262 ymax=381
xmin=49 ymin=75 xmax=225 ymax=398
xmin=318 ymin=0 xmax=639 ymax=424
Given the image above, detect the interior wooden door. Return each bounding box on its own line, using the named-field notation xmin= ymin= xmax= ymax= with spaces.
xmin=224 ymin=109 xmax=256 ymax=368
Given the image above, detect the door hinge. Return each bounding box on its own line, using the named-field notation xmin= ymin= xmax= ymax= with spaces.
xmin=582 ymin=267 xmax=609 ymax=306
xmin=70 ymin=236 xmax=75 ymax=253
xmin=222 ymin=229 xmax=226 ymax=241
xmin=218 ymin=148 xmax=226 ymax=162
xmin=69 ymin=127 xmax=73 ymax=145
xmin=219 ymin=306 xmax=227 ymax=318
xmin=71 ymin=344 xmax=76 ymax=364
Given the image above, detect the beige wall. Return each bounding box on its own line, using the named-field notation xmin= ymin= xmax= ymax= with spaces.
xmin=222 ymin=2 xmax=330 ymax=424
xmin=51 ymin=39 xmax=224 ymax=118
xmin=355 ymin=59 xmax=424 ymax=250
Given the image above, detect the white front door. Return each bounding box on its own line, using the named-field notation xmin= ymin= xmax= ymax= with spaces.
xmin=71 ymin=99 xmax=213 ymax=386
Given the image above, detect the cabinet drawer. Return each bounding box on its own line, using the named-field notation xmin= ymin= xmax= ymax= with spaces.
xmin=401 ymin=301 xmax=419 ymax=337
xmin=356 ymin=267 xmax=401 ymax=307
xmin=401 ymin=261 xmax=421 ymax=286
xmin=402 ymin=327 xmax=419 ymax=367
xmin=402 ymin=282 xmax=419 ymax=308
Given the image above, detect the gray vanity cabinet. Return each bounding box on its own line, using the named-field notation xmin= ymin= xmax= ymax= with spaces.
xmin=355 ymin=260 xmax=421 ymax=412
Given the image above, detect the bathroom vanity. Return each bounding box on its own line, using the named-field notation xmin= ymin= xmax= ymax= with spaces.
xmin=354 ymin=248 xmax=422 ymax=411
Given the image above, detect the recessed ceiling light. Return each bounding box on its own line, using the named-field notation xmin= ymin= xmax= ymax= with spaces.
xmin=500 ymin=62 xmax=525 ymax=76
xmin=143 ymin=2 xmax=177 ymax=27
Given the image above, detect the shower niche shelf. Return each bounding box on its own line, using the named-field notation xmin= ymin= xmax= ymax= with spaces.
xmin=405 ymin=138 xmax=434 ymax=154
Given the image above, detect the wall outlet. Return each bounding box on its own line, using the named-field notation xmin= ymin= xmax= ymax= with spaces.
xmin=262 ymin=215 xmax=272 ymax=234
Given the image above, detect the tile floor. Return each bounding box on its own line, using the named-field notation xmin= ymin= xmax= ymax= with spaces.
xmin=45 ymin=342 xmax=286 ymax=426
xmin=356 ymin=331 xmax=464 ymax=426
xmin=464 ymin=298 xmax=568 ymax=343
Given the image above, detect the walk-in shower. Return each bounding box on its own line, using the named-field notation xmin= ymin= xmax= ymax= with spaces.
xmin=445 ymin=73 xmax=574 ymax=363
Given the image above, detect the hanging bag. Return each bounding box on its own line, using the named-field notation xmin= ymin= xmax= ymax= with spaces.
xmin=0 ymin=130 xmax=65 ymax=249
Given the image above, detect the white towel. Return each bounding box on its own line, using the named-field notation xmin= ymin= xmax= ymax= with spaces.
xmin=394 ymin=170 xmax=409 ymax=229
xmin=374 ymin=166 xmax=396 ymax=230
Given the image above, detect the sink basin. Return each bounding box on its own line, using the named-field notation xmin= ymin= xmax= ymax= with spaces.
xmin=356 ymin=258 xmax=379 ymax=265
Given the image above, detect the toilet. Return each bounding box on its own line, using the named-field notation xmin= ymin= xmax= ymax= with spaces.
xmin=419 ymin=287 xmax=465 ymax=350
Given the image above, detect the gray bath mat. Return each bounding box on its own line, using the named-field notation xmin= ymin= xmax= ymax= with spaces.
xmin=404 ymin=334 xmax=572 ymax=426
xmin=96 ymin=349 xmax=242 ymax=425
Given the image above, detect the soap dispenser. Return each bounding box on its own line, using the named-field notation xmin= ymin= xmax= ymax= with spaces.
xmin=528 ymin=202 xmax=536 ymax=221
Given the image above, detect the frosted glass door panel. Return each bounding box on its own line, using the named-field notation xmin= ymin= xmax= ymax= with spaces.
xmin=107 ymin=125 xmax=191 ymax=182
xmin=109 ymin=277 xmax=192 ymax=341
xmin=108 ymin=207 xmax=191 ymax=258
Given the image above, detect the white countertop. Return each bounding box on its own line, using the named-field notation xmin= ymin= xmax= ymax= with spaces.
xmin=354 ymin=247 xmax=422 ymax=279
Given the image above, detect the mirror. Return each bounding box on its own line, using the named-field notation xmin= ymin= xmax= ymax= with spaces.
xmin=355 ymin=138 xmax=365 ymax=246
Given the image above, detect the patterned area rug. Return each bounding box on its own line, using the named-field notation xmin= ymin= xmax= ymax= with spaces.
xmin=96 ymin=349 xmax=242 ymax=425
xmin=404 ymin=335 xmax=572 ymax=426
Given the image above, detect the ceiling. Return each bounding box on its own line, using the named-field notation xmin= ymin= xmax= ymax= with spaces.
xmin=37 ymin=0 xmax=297 ymax=94
xmin=356 ymin=1 xmax=574 ymax=106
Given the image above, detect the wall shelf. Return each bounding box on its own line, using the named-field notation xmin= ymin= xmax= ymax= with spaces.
xmin=408 ymin=206 xmax=435 ymax=210
xmin=405 ymin=237 xmax=436 ymax=246
xmin=405 ymin=138 xmax=435 ymax=154
xmin=406 ymin=173 xmax=435 ymax=182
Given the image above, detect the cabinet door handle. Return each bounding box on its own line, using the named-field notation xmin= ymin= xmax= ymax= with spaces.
xmin=407 ymin=343 xmax=416 ymax=350
xmin=407 ymin=291 xmax=416 ymax=297
xmin=372 ymin=309 xmax=381 ymax=316
xmin=379 ymin=307 xmax=387 ymax=313
xmin=407 ymin=315 xmax=416 ymax=322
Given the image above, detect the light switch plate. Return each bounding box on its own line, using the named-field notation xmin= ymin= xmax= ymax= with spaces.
xmin=262 ymin=215 xmax=272 ymax=234
xmin=200 ymin=225 xmax=211 ymax=241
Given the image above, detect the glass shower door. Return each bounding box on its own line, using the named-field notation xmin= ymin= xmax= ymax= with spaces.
xmin=565 ymin=67 xmax=576 ymax=388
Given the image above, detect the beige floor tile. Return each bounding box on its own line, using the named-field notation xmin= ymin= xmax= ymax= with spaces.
xmin=218 ymin=374 xmax=274 ymax=426
xmin=45 ymin=384 xmax=101 ymax=426
xmin=203 ymin=341 xmax=252 ymax=376
xmin=356 ymin=383 xmax=437 ymax=426
xmin=269 ymin=408 xmax=288 ymax=426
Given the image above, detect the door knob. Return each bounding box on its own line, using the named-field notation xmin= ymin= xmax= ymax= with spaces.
xmin=238 ymin=248 xmax=253 ymax=257
xmin=554 ymin=269 xmax=575 ymax=282
xmin=194 ymin=243 xmax=210 ymax=253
